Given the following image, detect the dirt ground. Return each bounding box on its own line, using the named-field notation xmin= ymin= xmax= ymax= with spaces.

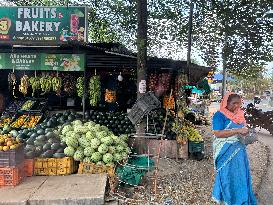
xmin=109 ymin=126 xmax=269 ymax=205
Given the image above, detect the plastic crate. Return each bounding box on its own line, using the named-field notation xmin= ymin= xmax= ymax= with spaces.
xmin=0 ymin=145 xmax=24 ymax=167
xmin=34 ymin=157 xmax=77 ymax=176
xmin=24 ymin=159 xmax=34 ymax=177
xmin=78 ymin=162 xmax=115 ymax=177
xmin=128 ymin=92 xmax=161 ymax=124
xmin=188 ymin=141 xmax=204 ymax=153
xmin=0 ymin=162 xmax=25 ymax=187
xmin=34 ymin=168 xmax=48 ymax=176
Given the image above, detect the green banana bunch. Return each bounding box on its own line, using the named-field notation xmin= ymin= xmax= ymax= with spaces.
xmin=76 ymin=77 xmax=84 ymax=98
xmin=183 ymin=124 xmax=202 ymax=142
xmin=89 ymin=76 xmax=101 ymax=106
xmin=52 ymin=77 xmax=62 ymax=95
xmin=29 ymin=77 xmax=40 ymax=96
xmin=40 ymin=76 xmax=52 ymax=93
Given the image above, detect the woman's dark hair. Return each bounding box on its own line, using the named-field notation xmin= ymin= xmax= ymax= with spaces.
xmin=227 ymin=94 xmax=241 ymax=104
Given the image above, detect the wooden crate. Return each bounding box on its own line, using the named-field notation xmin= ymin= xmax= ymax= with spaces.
xmin=129 ymin=137 xmax=188 ymax=159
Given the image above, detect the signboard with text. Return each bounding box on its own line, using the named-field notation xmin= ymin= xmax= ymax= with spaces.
xmin=0 ymin=6 xmax=87 ymax=44
xmin=0 ymin=53 xmax=85 ymax=71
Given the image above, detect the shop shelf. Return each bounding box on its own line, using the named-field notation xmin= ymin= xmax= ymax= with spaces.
xmin=24 ymin=159 xmax=34 ymax=177
xmin=6 ymin=100 xmax=25 ymax=113
xmin=188 ymin=140 xmax=204 ymax=153
xmin=34 ymin=157 xmax=77 ymax=176
xmin=78 ymin=162 xmax=115 ymax=177
xmin=0 ymin=162 xmax=25 ymax=187
xmin=0 ymin=145 xmax=24 ymax=167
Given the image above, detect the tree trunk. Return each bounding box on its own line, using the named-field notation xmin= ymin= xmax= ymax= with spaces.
xmin=136 ymin=0 xmax=148 ymax=135
xmin=222 ymin=32 xmax=228 ymax=98
xmin=137 ymin=0 xmax=148 ymax=99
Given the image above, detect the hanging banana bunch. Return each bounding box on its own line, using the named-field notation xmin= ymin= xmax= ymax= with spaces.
xmin=76 ymin=77 xmax=84 ymax=98
xmin=8 ymin=72 xmax=17 ymax=97
xmin=40 ymin=76 xmax=52 ymax=94
xmin=89 ymin=76 xmax=101 ymax=106
xmin=52 ymin=76 xmax=62 ymax=95
xmin=19 ymin=75 xmax=29 ymax=96
xmin=29 ymin=77 xmax=40 ymax=96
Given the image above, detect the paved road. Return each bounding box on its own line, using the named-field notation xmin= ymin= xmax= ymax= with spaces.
xmin=244 ymin=99 xmax=273 ymax=112
xmin=256 ymin=129 xmax=273 ymax=205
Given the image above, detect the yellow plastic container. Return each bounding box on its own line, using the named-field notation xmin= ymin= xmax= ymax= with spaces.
xmin=34 ymin=157 xmax=77 ymax=176
xmin=78 ymin=162 xmax=115 ymax=177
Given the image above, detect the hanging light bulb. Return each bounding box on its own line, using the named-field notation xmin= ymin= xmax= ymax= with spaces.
xmin=118 ymin=72 xmax=123 ymax=81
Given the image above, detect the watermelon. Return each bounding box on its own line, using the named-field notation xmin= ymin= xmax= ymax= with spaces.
xmin=84 ymin=147 xmax=95 ymax=157
xmin=98 ymin=144 xmax=108 ymax=154
xmin=91 ymin=152 xmax=102 ymax=163
xmin=103 ymin=153 xmax=113 ymax=164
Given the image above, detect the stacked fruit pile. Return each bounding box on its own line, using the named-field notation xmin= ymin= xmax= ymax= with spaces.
xmin=11 ymin=115 xmax=28 ymax=128
xmin=24 ymin=129 xmax=66 ymax=159
xmin=182 ymin=121 xmax=203 ymax=142
xmin=145 ymin=109 xmax=176 ymax=140
xmin=22 ymin=115 xmax=42 ymax=128
xmin=61 ymin=120 xmax=130 ymax=166
xmin=85 ymin=110 xmax=135 ymax=135
xmin=0 ymin=112 xmax=15 ymax=127
xmin=0 ymin=134 xmax=22 ymax=151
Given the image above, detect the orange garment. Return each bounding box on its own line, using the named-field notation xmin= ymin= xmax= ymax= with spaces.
xmin=219 ymin=92 xmax=246 ymax=125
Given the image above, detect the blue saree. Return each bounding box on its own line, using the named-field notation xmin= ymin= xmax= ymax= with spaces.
xmin=212 ymin=111 xmax=257 ymax=205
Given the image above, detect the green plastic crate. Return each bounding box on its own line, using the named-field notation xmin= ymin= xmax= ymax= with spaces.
xmin=188 ymin=141 xmax=204 ymax=153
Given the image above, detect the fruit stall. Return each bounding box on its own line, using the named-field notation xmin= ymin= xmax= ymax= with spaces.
xmin=0 ymin=6 xmax=211 ymax=188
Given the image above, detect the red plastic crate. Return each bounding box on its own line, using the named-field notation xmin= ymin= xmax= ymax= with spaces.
xmin=24 ymin=159 xmax=34 ymax=177
xmin=0 ymin=163 xmax=25 ymax=187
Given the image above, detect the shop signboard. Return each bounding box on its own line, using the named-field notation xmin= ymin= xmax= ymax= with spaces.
xmin=0 ymin=53 xmax=85 ymax=71
xmin=0 ymin=6 xmax=87 ymax=44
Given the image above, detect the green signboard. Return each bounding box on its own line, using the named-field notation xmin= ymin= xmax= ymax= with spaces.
xmin=0 ymin=53 xmax=85 ymax=71
xmin=0 ymin=6 xmax=87 ymax=44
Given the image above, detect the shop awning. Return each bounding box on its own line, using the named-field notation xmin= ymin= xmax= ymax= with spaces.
xmin=0 ymin=42 xmax=211 ymax=84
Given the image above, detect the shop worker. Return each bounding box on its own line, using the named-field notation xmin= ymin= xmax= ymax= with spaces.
xmin=212 ymin=93 xmax=257 ymax=205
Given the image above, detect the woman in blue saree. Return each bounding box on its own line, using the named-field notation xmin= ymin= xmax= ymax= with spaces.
xmin=212 ymin=93 xmax=257 ymax=205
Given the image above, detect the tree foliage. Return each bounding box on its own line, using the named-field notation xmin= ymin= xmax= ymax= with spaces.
xmin=229 ymin=73 xmax=271 ymax=97
xmin=11 ymin=0 xmax=273 ymax=78
xmin=191 ymin=0 xmax=273 ymax=77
